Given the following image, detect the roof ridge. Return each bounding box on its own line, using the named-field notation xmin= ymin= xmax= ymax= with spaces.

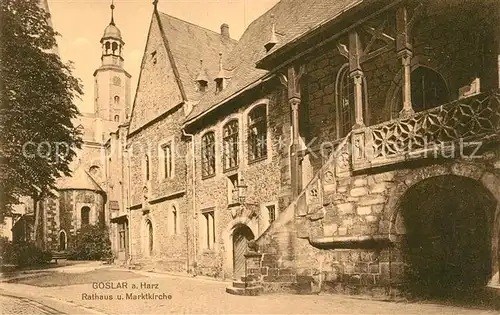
xmin=157 ymin=10 xmax=238 ymax=43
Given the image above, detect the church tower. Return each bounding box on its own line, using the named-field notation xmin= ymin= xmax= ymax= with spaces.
xmin=93 ymin=0 xmax=131 ymax=123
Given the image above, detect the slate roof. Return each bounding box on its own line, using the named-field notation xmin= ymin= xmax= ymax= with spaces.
xmin=56 ymin=164 xmax=104 ymax=192
xmin=184 ymin=0 xmax=361 ymax=124
xmin=158 ymin=12 xmax=238 ymax=102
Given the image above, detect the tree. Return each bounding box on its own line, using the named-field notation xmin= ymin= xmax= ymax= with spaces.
xmin=68 ymin=225 xmax=113 ymax=261
xmin=0 ymin=0 xmax=83 ymax=230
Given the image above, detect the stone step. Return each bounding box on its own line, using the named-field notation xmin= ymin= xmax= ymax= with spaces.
xmin=240 ymin=275 xmax=258 ymax=282
xmin=232 ymin=280 xmax=261 ymax=289
xmin=226 ymin=285 xmax=263 ymax=296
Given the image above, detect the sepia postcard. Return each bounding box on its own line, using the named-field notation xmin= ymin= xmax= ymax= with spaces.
xmin=1 ymin=0 xmax=500 ymax=314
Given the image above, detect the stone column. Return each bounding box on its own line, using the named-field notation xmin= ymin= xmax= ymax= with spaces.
xmin=280 ymin=65 xmax=305 ymax=200
xmin=290 ymin=97 xmax=301 ymax=199
xmin=399 ymin=50 xmax=414 ymax=117
xmin=396 ymin=5 xmax=415 ymax=117
xmin=350 ymin=70 xmax=365 ymax=128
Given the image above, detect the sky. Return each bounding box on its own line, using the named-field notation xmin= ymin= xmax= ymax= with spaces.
xmin=47 ymin=0 xmax=279 ymax=114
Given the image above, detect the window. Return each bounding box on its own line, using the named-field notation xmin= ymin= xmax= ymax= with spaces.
xmin=202 ymin=210 xmax=215 ymax=249
xmin=267 ymin=205 xmax=276 ymax=224
xmin=81 ymin=206 xmax=90 ymax=226
xmin=114 ymin=95 xmax=120 ymax=105
xmin=114 ymin=115 xmax=120 ymax=122
xmin=146 ymin=220 xmax=153 ymax=255
xmin=201 ymin=132 xmax=216 ymax=178
xmin=410 ymin=67 xmax=449 ymax=112
xmin=161 ymin=144 xmax=172 ymax=179
xmin=248 ymin=105 xmax=267 ymax=162
xmin=199 ymin=81 xmax=208 ymax=92
xmin=171 ymin=206 xmax=178 ymax=235
xmin=144 ymin=154 xmax=150 ymax=181
xmin=112 ymin=41 xmax=118 ymax=54
xmin=223 ymin=120 xmax=239 ymax=171
xmin=337 ymin=65 xmax=355 ymax=138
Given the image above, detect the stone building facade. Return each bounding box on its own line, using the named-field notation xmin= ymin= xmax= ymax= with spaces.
xmin=122 ymin=0 xmax=500 ymax=300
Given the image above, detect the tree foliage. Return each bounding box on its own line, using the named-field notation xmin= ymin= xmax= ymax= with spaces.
xmin=68 ymin=225 xmax=113 ymax=261
xmin=0 ymin=0 xmax=83 ymax=219
xmin=1 ymin=238 xmax=52 ymax=267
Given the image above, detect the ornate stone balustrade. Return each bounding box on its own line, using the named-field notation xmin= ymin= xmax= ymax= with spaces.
xmin=352 ymin=90 xmax=500 ymax=170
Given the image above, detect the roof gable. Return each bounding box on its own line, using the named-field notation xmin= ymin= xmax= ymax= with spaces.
xmin=128 ymin=10 xmax=237 ymax=134
xmin=128 ymin=12 xmax=185 ymax=134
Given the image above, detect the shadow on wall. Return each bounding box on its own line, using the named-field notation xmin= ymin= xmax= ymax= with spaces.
xmin=399 ymin=175 xmax=496 ymax=300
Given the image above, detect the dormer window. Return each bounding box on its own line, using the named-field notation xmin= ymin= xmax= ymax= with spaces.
xmin=215 ymin=78 xmax=224 ymax=93
xmin=196 ymin=59 xmax=209 ymax=92
xmin=199 ymin=81 xmax=208 ymax=92
xmin=215 ymin=53 xmax=225 ymax=93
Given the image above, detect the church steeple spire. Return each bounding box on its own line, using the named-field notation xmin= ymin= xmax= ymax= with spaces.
xmin=110 ymin=0 xmax=115 ymax=25
xmin=100 ymin=0 xmax=124 ymax=66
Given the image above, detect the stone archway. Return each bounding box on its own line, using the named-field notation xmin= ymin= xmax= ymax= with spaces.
xmin=223 ymin=216 xmax=259 ymax=279
xmin=396 ymin=174 xmax=496 ymax=297
xmin=232 ymin=224 xmax=255 ymax=277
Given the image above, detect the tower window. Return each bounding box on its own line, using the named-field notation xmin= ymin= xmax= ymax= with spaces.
xmin=112 ymin=42 xmax=118 ymax=54
xmin=114 ymin=115 xmax=120 ymax=122
xmin=114 ymin=95 xmax=120 ymax=105
xmin=105 ymin=41 xmax=111 ymax=54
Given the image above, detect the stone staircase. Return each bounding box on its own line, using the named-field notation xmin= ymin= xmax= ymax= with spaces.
xmin=225 ymin=274 xmax=264 ymax=296
xmin=225 ymin=135 xmax=352 ymax=296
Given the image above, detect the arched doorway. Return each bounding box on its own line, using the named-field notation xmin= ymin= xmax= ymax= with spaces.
xmin=59 ymin=230 xmax=67 ymax=251
xmin=399 ymin=175 xmax=496 ymax=298
xmin=232 ymin=224 xmax=255 ymax=277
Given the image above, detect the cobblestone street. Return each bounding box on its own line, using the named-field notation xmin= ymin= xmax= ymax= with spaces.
xmin=1 ymin=269 xmax=498 ymax=314
xmin=0 ymin=294 xmax=62 ymax=314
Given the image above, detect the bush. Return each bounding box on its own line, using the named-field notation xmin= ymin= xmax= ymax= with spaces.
xmin=68 ymin=224 xmax=112 ymax=260
xmin=1 ymin=240 xmax=52 ymax=267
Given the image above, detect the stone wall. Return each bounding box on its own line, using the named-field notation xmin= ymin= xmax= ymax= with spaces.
xmin=45 ymin=190 xmax=105 ymax=252
xmin=252 ymin=154 xmax=500 ymax=296
xmin=188 ymin=81 xmax=292 ymax=278
xmin=127 ymin=101 xmax=190 ymax=271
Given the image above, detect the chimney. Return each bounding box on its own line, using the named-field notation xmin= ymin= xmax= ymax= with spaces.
xmin=220 ymin=23 xmax=230 ymax=39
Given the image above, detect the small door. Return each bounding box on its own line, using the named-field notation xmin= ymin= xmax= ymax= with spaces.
xmin=232 ymin=225 xmax=254 ymax=277
xmin=118 ymin=220 xmax=129 ymax=261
